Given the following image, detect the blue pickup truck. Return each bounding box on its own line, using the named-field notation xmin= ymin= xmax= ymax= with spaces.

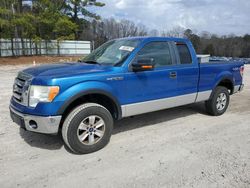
xmin=10 ymin=37 xmax=244 ymax=154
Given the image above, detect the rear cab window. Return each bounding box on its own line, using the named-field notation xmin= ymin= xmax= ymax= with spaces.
xmin=175 ymin=42 xmax=192 ymax=64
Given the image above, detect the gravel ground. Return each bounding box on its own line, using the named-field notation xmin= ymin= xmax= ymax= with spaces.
xmin=0 ymin=56 xmax=81 ymax=65
xmin=0 ymin=64 xmax=250 ymax=188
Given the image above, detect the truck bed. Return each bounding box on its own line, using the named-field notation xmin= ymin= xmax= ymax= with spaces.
xmin=199 ymin=60 xmax=244 ymax=92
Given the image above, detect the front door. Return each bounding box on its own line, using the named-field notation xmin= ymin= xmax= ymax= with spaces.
xmin=123 ymin=41 xmax=178 ymax=116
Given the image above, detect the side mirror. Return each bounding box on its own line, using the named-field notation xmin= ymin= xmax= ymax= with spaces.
xmin=132 ymin=58 xmax=154 ymax=72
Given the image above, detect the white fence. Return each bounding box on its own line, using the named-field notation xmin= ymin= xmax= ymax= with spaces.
xmin=0 ymin=38 xmax=91 ymax=57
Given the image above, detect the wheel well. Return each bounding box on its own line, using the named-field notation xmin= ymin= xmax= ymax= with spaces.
xmin=59 ymin=93 xmax=120 ymax=129
xmin=217 ymin=79 xmax=234 ymax=94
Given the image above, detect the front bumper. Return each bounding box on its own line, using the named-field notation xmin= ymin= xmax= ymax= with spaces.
xmin=10 ymin=106 xmax=62 ymax=134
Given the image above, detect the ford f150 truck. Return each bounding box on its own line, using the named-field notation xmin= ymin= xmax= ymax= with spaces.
xmin=10 ymin=37 xmax=244 ymax=154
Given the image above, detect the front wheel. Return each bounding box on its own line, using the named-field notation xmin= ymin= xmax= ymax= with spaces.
xmin=62 ymin=103 xmax=113 ymax=154
xmin=205 ymin=86 xmax=230 ymax=116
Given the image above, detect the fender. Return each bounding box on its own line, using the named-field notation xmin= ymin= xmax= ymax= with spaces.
xmin=213 ymin=71 xmax=234 ymax=89
xmin=55 ymin=81 xmax=122 ymax=118
xmin=209 ymin=71 xmax=234 ymax=98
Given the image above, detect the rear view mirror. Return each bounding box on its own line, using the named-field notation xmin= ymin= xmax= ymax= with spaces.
xmin=132 ymin=58 xmax=154 ymax=72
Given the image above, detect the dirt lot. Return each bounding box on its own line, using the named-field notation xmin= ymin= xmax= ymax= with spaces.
xmin=0 ymin=64 xmax=249 ymax=188
xmin=0 ymin=56 xmax=81 ymax=65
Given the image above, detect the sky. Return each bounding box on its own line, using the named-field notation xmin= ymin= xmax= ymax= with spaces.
xmin=91 ymin=0 xmax=250 ymax=36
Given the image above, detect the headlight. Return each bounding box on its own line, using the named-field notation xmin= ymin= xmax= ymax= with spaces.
xmin=29 ymin=85 xmax=60 ymax=107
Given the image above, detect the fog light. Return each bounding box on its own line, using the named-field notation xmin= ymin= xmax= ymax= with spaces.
xmin=29 ymin=120 xmax=38 ymax=129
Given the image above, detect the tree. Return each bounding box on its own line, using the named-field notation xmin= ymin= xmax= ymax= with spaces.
xmin=162 ymin=26 xmax=185 ymax=37
xmin=0 ymin=6 xmax=12 ymax=39
xmin=1 ymin=1 xmax=250 ymax=58
xmin=0 ymin=0 xmax=18 ymax=56
xmin=148 ymin=29 xmax=159 ymax=36
xmin=241 ymin=34 xmax=250 ymax=57
xmin=53 ymin=16 xmax=78 ymax=40
xmin=81 ymin=18 xmax=148 ymax=47
xmin=64 ymin=0 xmax=105 ymax=39
xmin=184 ymin=29 xmax=200 ymax=52
xmin=184 ymin=29 xmax=192 ymax=38
xmin=203 ymin=44 xmax=215 ymax=55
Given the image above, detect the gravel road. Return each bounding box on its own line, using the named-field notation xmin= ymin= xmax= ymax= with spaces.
xmin=0 ymin=64 xmax=250 ymax=188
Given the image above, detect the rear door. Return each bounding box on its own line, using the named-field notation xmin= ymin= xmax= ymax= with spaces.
xmin=172 ymin=41 xmax=199 ymax=101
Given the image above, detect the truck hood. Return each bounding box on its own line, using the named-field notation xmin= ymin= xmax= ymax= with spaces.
xmin=23 ymin=62 xmax=113 ymax=78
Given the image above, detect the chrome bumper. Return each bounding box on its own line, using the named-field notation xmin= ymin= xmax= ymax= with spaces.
xmin=10 ymin=106 xmax=62 ymax=134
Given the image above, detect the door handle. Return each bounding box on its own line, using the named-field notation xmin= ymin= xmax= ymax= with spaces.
xmin=169 ymin=71 xmax=177 ymax=78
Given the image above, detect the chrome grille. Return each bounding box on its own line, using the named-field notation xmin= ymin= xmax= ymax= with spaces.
xmin=13 ymin=72 xmax=32 ymax=106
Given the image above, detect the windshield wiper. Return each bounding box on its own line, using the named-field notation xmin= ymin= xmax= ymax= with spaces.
xmin=81 ymin=60 xmax=101 ymax=65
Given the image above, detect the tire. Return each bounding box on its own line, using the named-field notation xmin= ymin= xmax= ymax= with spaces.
xmin=205 ymin=86 xmax=230 ymax=116
xmin=62 ymin=103 xmax=113 ymax=154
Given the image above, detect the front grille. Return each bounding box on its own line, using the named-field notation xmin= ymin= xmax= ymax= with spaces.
xmin=13 ymin=72 xmax=32 ymax=106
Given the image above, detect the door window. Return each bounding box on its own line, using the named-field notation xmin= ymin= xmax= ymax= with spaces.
xmin=137 ymin=42 xmax=172 ymax=67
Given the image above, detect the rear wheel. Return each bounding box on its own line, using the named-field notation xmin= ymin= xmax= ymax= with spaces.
xmin=62 ymin=103 xmax=113 ymax=154
xmin=205 ymin=86 xmax=230 ymax=116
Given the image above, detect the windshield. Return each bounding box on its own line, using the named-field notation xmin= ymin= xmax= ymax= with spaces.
xmin=82 ymin=39 xmax=141 ymax=66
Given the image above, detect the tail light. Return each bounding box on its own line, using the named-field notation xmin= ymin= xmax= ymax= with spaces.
xmin=240 ymin=66 xmax=244 ymax=77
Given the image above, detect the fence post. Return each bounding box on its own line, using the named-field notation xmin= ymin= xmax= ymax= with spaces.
xmin=21 ymin=37 xmax=25 ymax=56
xmin=45 ymin=40 xmax=48 ymax=55
xmin=39 ymin=41 xmax=42 ymax=55
xmin=91 ymin=40 xmax=95 ymax=52
xmin=0 ymin=39 xmax=1 ymax=57
xmin=29 ymin=38 xmax=32 ymax=55
xmin=35 ymin=41 xmax=38 ymax=55
xmin=57 ymin=40 xmax=60 ymax=55
xmin=11 ymin=37 xmax=15 ymax=56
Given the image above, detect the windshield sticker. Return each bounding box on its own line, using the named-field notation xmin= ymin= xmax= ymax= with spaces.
xmin=119 ymin=46 xmax=135 ymax=52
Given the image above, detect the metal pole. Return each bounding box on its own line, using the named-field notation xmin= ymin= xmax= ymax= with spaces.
xmin=91 ymin=40 xmax=95 ymax=52
xmin=12 ymin=3 xmax=19 ymax=56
